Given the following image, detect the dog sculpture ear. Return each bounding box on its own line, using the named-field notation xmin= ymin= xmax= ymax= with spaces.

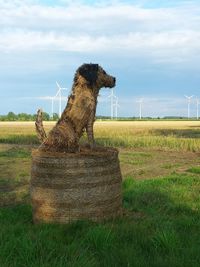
xmin=79 ymin=63 xmax=99 ymax=86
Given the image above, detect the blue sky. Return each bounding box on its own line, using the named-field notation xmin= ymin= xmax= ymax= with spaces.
xmin=1 ymin=0 xmax=200 ymax=117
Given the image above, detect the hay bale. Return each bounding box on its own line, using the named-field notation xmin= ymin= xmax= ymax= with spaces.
xmin=30 ymin=147 xmax=122 ymax=223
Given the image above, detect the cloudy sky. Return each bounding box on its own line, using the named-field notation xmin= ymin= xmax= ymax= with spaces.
xmin=1 ymin=0 xmax=200 ymax=117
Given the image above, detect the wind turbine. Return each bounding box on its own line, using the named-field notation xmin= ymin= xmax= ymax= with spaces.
xmin=55 ymin=82 xmax=68 ymax=118
xmin=136 ymin=98 xmax=143 ymax=119
xmin=113 ymin=97 xmax=120 ymax=119
xmin=51 ymin=96 xmax=54 ymax=119
xmin=184 ymin=95 xmax=194 ymax=119
xmin=108 ymin=88 xmax=117 ymax=119
xmin=196 ymin=98 xmax=200 ymax=120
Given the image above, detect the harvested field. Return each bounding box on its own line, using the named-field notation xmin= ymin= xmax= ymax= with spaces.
xmin=1 ymin=120 xmax=200 ymax=151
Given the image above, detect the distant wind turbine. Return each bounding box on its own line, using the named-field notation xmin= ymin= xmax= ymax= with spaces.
xmin=184 ymin=95 xmax=194 ymax=119
xmin=51 ymin=96 xmax=54 ymax=119
xmin=136 ymin=98 xmax=143 ymax=119
xmin=55 ymin=82 xmax=68 ymax=118
xmin=108 ymin=88 xmax=117 ymax=119
xmin=113 ymin=97 xmax=120 ymax=119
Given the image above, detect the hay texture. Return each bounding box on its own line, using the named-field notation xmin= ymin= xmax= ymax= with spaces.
xmin=35 ymin=63 xmax=116 ymax=152
xmin=30 ymin=147 xmax=122 ymax=223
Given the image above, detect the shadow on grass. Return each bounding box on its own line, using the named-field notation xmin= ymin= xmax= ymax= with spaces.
xmin=0 ymin=187 xmax=29 ymax=207
xmin=0 ymin=176 xmax=29 ymax=192
xmin=1 ymin=174 xmax=200 ymax=266
xmin=151 ymin=129 xmax=200 ymax=139
xmin=0 ymin=178 xmax=18 ymax=192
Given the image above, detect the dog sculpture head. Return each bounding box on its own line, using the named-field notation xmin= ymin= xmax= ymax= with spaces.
xmin=78 ymin=63 xmax=116 ymax=89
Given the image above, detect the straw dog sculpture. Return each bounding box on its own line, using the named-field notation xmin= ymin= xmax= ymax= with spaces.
xmin=35 ymin=63 xmax=116 ymax=152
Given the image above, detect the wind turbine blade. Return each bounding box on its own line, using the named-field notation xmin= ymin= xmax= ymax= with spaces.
xmin=55 ymin=91 xmax=60 ymax=97
xmin=56 ymin=81 xmax=61 ymax=89
xmin=185 ymin=95 xmax=194 ymax=99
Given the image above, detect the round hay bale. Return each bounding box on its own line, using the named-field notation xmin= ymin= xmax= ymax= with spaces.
xmin=30 ymin=147 xmax=122 ymax=223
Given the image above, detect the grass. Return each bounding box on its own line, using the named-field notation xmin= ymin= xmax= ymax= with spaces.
xmin=119 ymin=151 xmax=152 ymax=165
xmin=1 ymin=174 xmax=200 ymax=267
xmin=0 ymin=147 xmax=31 ymax=158
xmin=187 ymin=166 xmax=200 ymax=174
xmin=0 ymin=135 xmax=39 ymax=145
xmin=0 ymin=145 xmax=31 ymax=207
xmin=1 ymin=121 xmax=200 ymax=266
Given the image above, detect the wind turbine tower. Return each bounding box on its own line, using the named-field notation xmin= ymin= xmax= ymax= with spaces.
xmin=108 ymin=88 xmax=117 ymax=119
xmin=55 ymin=82 xmax=68 ymax=118
xmin=51 ymin=96 xmax=54 ymax=119
xmin=184 ymin=95 xmax=194 ymax=119
xmin=113 ymin=97 xmax=120 ymax=119
xmin=137 ymin=98 xmax=143 ymax=119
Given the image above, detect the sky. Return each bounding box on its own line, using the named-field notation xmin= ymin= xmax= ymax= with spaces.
xmin=1 ymin=0 xmax=200 ymax=117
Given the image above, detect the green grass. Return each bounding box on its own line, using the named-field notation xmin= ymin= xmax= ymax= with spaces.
xmin=161 ymin=163 xmax=181 ymax=169
xmin=0 ymin=147 xmax=31 ymax=158
xmin=119 ymin=151 xmax=152 ymax=165
xmin=187 ymin=166 xmax=200 ymax=174
xmin=1 ymin=174 xmax=200 ymax=267
xmin=0 ymin=146 xmax=31 ymax=206
xmin=0 ymin=135 xmax=39 ymax=145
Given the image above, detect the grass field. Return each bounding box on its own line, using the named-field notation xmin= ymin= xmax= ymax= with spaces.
xmin=1 ymin=121 xmax=200 ymax=266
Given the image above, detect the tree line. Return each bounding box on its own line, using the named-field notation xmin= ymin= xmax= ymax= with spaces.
xmin=0 ymin=112 xmax=59 ymax=121
xmin=0 ymin=112 xmax=195 ymax=121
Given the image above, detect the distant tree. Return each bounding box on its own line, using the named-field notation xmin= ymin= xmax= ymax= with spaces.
xmin=7 ymin=112 xmax=17 ymax=121
xmin=53 ymin=113 xmax=59 ymax=121
xmin=0 ymin=115 xmax=5 ymax=121
xmin=33 ymin=114 xmax=37 ymax=121
xmin=42 ymin=112 xmax=50 ymax=121
xmin=18 ymin=113 xmax=32 ymax=121
xmin=0 ymin=111 xmax=53 ymax=121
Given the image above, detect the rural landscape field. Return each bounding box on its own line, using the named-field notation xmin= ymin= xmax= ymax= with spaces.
xmin=1 ymin=120 xmax=200 ymax=266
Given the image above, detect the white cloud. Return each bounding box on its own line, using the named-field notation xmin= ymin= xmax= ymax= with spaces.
xmin=1 ymin=30 xmax=200 ymax=65
xmin=0 ymin=1 xmax=200 ymax=65
xmin=1 ymin=2 xmax=200 ymax=33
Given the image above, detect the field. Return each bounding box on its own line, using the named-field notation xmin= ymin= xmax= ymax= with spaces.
xmin=1 ymin=121 xmax=200 ymax=266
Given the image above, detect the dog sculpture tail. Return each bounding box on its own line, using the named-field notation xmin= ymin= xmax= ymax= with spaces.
xmin=35 ymin=109 xmax=47 ymax=143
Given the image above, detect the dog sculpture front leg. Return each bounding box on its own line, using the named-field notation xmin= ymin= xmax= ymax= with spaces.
xmin=86 ymin=110 xmax=96 ymax=149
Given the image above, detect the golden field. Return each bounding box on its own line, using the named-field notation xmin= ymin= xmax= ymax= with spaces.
xmin=0 ymin=120 xmax=200 ymax=151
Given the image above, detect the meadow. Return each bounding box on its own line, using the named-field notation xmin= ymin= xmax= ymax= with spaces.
xmin=1 ymin=121 xmax=200 ymax=266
